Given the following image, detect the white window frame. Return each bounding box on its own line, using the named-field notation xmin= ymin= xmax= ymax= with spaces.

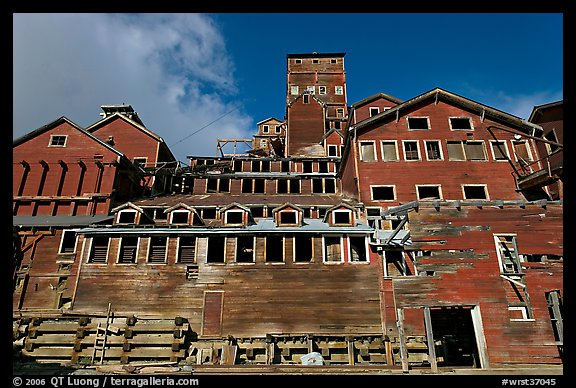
xmin=117 ymin=209 xmax=138 ymax=224
xmin=275 ymin=125 xmax=282 ymax=134
xmin=380 ymin=140 xmax=399 ymax=162
xmin=327 ymin=144 xmax=339 ymax=157
xmin=489 ymin=140 xmax=510 ymax=161
xmin=407 ymin=116 xmax=431 ymax=131
xmin=424 ymin=140 xmax=444 ymax=161
xmin=370 ymin=185 xmax=396 ymax=201
xmin=462 ymin=184 xmax=490 ymax=200
xmin=147 ymin=236 xmax=168 ymax=265
xmin=508 ymin=306 xmax=532 ymax=321
xmin=348 ymin=236 xmax=370 ymax=264
xmin=335 ymin=86 xmax=344 ymax=95
xmin=87 ymin=236 xmax=110 ymax=264
xmin=416 ymin=184 xmax=443 ymax=201
xmin=294 ymin=59 xmax=302 ymax=64
xmin=383 ymin=251 xmax=407 ymax=277
xmin=235 ymin=236 xmax=256 ymax=264
xmin=511 ymin=140 xmax=534 ymax=162
xmin=170 ymin=210 xmax=191 ymax=225
xmin=278 ymin=209 xmax=301 ymax=226
xmin=262 ymin=125 xmax=269 ymax=134
xmin=49 ymin=134 xmax=68 ymax=147
xmin=116 ymin=236 xmax=140 ymax=264
xmin=402 ymin=140 xmax=421 ymax=161
xmin=290 ymin=85 xmax=299 ymax=95
xmin=332 ymin=209 xmax=353 ymax=226
xmin=449 ymin=116 xmax=474 ymax=131
xmin=323 ymin=235 xmax=344 ymax=264
xmin=177 ymin=236 xmax=197 ymax=264
xmin=359 ymin=140 xmax=378 ymax=162
xmin=369 ymin=107 xmax=380 ymax=117
xmin=318 ymin=86 xmax=327 ymax=95
xmin=58 ymin=229 xmax=79 ymax=254
xmin=336 ymin=108 xmax=345 ymax=117
xmin=224 ymin=210 xmax=245 ymax=225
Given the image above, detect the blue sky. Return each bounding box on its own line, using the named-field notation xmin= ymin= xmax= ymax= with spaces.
xmin=13 ymin=13 xmax=563 ymax=162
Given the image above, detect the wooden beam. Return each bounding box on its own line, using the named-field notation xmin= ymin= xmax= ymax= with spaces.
xmin=424 ymin=307 xmax=438 ymax=373
xmin=396 ymin=308 xmax=409 ymax=373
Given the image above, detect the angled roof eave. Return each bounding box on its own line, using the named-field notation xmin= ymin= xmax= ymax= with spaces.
xmin=257 ymin=117 xmax=283 ymax=125
xmin=351 ymin=92 xmax=404 ymax=108
xmin=86 ymin=112 xmax=164 ymax=143
xmin=528 ymin=100 xmax=563 ymax=123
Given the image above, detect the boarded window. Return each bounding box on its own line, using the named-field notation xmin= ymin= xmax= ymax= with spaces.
xmin=360 ymin=141 xmax=376 ymax=161
xmin=148 ymin=236 xmax=167 ymax=263
xmin=295 ymin=235 xmax=313 ymax=262
xmin=202 ymin=291 xmax=224 ymax=337
xmin=491 ymin=141 xmax=508 ymax=160
xmin=324 ymin=236 xmax=342 ymax=262
xmin=425 ymin=141 xmax=442 ymax=160
xmin=89 ymin=237 xmax=109 ymax=263
xmin=381 ymin=141 xmax=398 ymax=161
xmin=447 ymin=141 xmax=465 ymax=161
xmin=119 ymin=237 xmax=138 ymax=264
xmin=512 ymin=140 xmax=532 ymax=161
xmin=266 ymin=236 xmax=284 ymax=263
xmin=350 ymin=237 xmax=368 ymax=262
xmin=207 ymin=236 xmax=225 ymax=263
xmin=178 ymin=237 xmax=196 ymax=264
xmin=371 ymin=186 xmax=395 ymax=201
xmin=464 ymin=141 xmax=486 ymax=160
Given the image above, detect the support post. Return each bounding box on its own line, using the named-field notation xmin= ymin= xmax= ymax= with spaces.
xmin=396 ymin=308 xmax=409 ymax=372
xmin=424 ymin=306 xmax=438 ymax=373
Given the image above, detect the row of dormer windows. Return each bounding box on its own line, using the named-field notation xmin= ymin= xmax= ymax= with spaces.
xmin=173 ymin=177 xmax=338 ymax=195
xmin=193 ymin=159 xmax=339 ymax=173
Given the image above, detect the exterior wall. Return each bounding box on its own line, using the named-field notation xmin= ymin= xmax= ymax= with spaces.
xmin=354 ymin=100 xmax=536 ymax=207
xmin=287 ymin=97 xmax=326 ymax=156
xmin=392 ymin=204 xmax=563 ymax=366
xmin=13 ymin=121 xmax=123 ymax=216
xmin=353 ymin=98 xmax=399 ymax=124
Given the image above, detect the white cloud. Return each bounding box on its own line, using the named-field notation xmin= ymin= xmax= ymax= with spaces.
xmin=491 ymin=90 xmax=564 ymax=120
xmin=13 ymin=13 xmax=254 ymax=162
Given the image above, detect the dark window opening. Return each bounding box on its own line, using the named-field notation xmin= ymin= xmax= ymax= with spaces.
xmin=281 ymin=160 xmax=290 ymax=172
xmin=333 ymin=211 xmax=351 ymax=225
xmin=251 ymin=160 xmax=261 ymax=172
xmin=181 ymin=177 xmax=194 ymax=194
xmin=366 ymin=208 xmax=381 ymax=217
xmin=328 ymin=145 xmax=338 ymax=157
xmin=450 ymin=117 xmax=473 ymax=130
xmin=372 ymin=186 xmax=395 ymax=201
xmin=319 ymin=161 xmax=328 ymax=173
xmin=350 ymin=237 xmax=367 ymax=262
xmin=324 ymin=179 xmax=336 ymax=193
xmin=385 ymin=251 xmax=407 ymax=276
xmin=370 ymin=107 xmax=379 ymax=117
xmin=50 ymin=135 xmax=67 ymax=146
xmin=60 ymin=230 xmax=77 ymax=253
xmin=148 ymin=236 xmax=167 ymax=263
xmin=277 ymin=179 xmax=288 ymax=194
xmin=295 ymin=235 xmax=313 ymax=262
xmin=251 ymin=207 xmax=264 ymax=218
xmin=408 ymin=117 xmax=430 ymax=130
xmin=202 ymin=208 xmax=216 ymax=219
xmin=219 ymin=178 xmax=230 ymax=192
xmin=544 ymin=131 xmax=560 ymax=153
xmin=226 ymin=211 xmax=244 ymax=224
xmin=417 ymin=186 xmax=441 ymax=200
xmin=303 ymin=95 xmax=310 ymax=104
xmin=236 ymin=236 xmax=254 ymax=263
xmin=266 ymin=236 xmax=284 ymax=263
xmin=154 ymin=208 xmax=167 ymax=220
xmin=171 ymin=211 xmax=189 ymax=224
xmin=430 ymin=307 xmax=480 ymax=368
xmin=118 ymin=211 xmax=136 ymax=224
xmin=207 ymin=236 xmax=225 ymax=263
xmin=290 ymin=179 xmax=301 ymax=194
xmin=261 ymin=160 xmax=270 ymax=172
xmin=254 ymin=179 xmax=265 ymax=193
xmin=463 ymin=185 xmax=487 ymax=200
xmin=206 ymin=179 xmax=218 ymax=193
xmin=303 ymin=161 xmax=313 ymax=173
xmin=242 ymin=179 xmax=252 ymax=193
xmin=318 ymin=208 xmax=327 ymax=218
xmin=334 ymin=121 xmax=341 ymax=130
xmin=119 ymin=237 xmax=138 ymax=264
xmin=391 ymin=218 xmax=404 ymax=230
xmin=302 ymin=207 xmax=311 ymax=218
xmin=312 ymin=179 xmax=323 ymax=193
xmin=233 ymin=160 xmax=243 ymax=172
xmin=280 ymin=211 xmax=298 ymax=225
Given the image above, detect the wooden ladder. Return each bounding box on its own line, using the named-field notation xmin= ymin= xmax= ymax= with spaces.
xmin=92 ymin=303 xmax=112 ymax=365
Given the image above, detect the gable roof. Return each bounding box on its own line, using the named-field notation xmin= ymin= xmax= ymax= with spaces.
xmin=321 ymin=128 xmax=344 ymax=141
xmin=86 ymin=112 xmax=164 ymax=142
xmin=257 ymin=117 xmax=284 ymax=125
xmin=271 ymin=202 xmax=304 ymax=214
xmin=351 ymin=92 xmax=403 ymax=108
xmin=111 ymin=202 xmax=145 ymax=214
xmin=528 ymin=100 xmax=563 ymax=123
xmin=13 ymin=116 xmax=125 ymax=158
xmin=287 ymin=91 xmax=327 ymax=108
xmin=351 ymin=87 xmax=544 ymax=135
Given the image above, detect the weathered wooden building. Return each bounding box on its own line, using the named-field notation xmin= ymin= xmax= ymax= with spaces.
xmin=13 ymin=52 xmax=563 ymax=370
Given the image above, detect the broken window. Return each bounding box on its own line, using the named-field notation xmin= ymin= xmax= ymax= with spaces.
xmin=381 ymin=141 xmax=398 ymax=161
xmin=279 ymin=211 xmax=298 ymax=225
xmin=319 ymin=86 xmax=327 ymax=95
xmin=403 ymin=141 xmax=420 ymax=160
xmin=463 ymin=185 xmax=488 ymax=200
xmin=281 ymin=160 xmax=290 ymax=172
xmin=350 ymin=237 xmax=368 ymax=263
xmin=201 ymin=208 xmax=217 ymax=220
xmin=178 ymin=237 xmax=197 ymax=264
xmin=89 ymin=237 xmax=109 ymax=263
xmin=371 ymin=185 xmax=395 ymax=201
xmin=494 ymin=234 xmax=521 ymax=274
xmin=449 ymin=117 xmax=473 ymax=130
xmin=545 ymin=290 xmax=563 ymax=345
xmin=417 ymin=185 xmax=442 ymax=200
xmin=544 ymin=130 xmax=560 ymax=154
xmin=266 ymin=236 xmax=284 ymax=263
xmin=291 ymin=85 xmax=299 ymax=95
xmin=117 ymin=210 xmax=137 ymax=224
xmin=119 ymin=237 xmax=138 ymax=264
xmin=303 ymin=160 xmax=313 ymax=173
xmin=319 ymin=161 xmax=329 ymax=173
xmin=384 ymin=251 xmax=407 ymax=277
xmin=171 ymin=211 xmax=190 ymax=225
xmin=133 ymin=157 xmax=147 ymax=167
xmin=225 ymin=210 xmax=244 ymax=225
xmin=335 ymin=86 xmax=343 ymax=95
xmin=236 ymin=236 xmax=254 ymax=263
xmin=512 ymin=140 xmax=533 ymax=162
xmin=59 ymin=230 xmax=77 ymax=254
xmin=148 ymin=236 xmax=167 ymax=264
xmin=333 ymin=210 xmax=352 ymax=225
xmin=324 ymin=236 xmax=342 ymax=263
xmin=407 ymin=117 xmax=430 ymax=130
xmin=206 ymin=179 xmax=218 ymax=193
xmin=425 ymin=140 xmax=443 ymax=160
xmin=294 ymin=235 xmax=313 ymax=263
xmin=207 ymin=236 xmax=225 ymax=263
xmin=49 ymin=135 xmax=67 ymax=147
xmin=360 ymin=141 xmax=377 ymax=162
xmin=490 ymin=140 xmax=509 ymax=161
xmin=262 ymin=125 xmax=269 ymax=134
xmin=328 ymin=145 xmax=338 ymax=157
xmin=369 ymin=107 xmax=379 ymax=117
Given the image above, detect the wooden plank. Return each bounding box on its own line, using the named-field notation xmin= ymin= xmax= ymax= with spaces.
xmin=221 ymin=344 xmax=237 ymax=365
xmin=396 ymin=308 xmax=409 ymax=372
xmin=424 ymin=306 xmax=438 ymax=373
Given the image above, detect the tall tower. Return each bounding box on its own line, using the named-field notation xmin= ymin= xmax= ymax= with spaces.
xmin=285 ymin=53 xmax=347 ymax=157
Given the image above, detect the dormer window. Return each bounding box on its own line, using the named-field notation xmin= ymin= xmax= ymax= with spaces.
xmin=332 ymin=210 xmax=352 ymax=225
xmin=165 ymin=203 xmax=204 ymax=226
xmin=225 ymin=210 xmax=244 ymax=225
xmin=220 ymin=203 xmax=252 ymax=227
xmin=262 ymin=125 xmax=269 ymax=134
xmin=273 ymin=203 xmax=303 ymax=227
xmin=280 ymin=212 xmax=298 ymax=225
xmin=117 ymin=210 xmax=137 ymax=224
xmin=170 ymin=210 xmax=190 ymax=225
